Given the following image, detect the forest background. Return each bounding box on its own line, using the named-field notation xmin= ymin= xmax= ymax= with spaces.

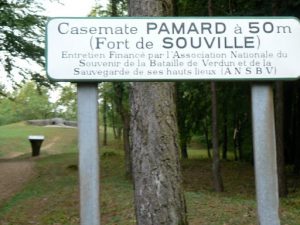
xmin=1 ymin=0 xmax=300 ymax=188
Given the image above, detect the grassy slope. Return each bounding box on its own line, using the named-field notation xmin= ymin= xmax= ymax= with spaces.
xmin=0 ymin=123 xmax=300 ymax=224
xmin=0 ymin=122 xmax=77 ymax=158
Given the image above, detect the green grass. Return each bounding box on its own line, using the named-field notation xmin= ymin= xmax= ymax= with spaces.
xmin=0 ymin=122 xmax=78 ymax=157
xmin=0 ymin=123 xmax=300 ymax=224
xmin=0 ymin=154 xmax=79 ymax=219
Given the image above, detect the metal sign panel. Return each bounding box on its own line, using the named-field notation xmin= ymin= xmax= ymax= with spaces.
xmin=46 ymin=17 xmax=300 ymax=81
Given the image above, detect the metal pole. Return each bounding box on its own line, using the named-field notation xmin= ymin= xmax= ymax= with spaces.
xmin=251 ymin=84 xmax=280 ymax=225
xmin=77 ymin=83 xmax=100 ymax=225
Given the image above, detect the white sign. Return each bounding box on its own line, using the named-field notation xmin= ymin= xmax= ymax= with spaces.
xmin=46 ymin=17 xmax=300 ymax=81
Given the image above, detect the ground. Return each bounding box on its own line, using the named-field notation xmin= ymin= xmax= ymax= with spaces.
xmin=1 ymin=123 xmax=300 ymax=225
xmin=0 ymin=158 xmax=34 ymax=205
xmin=0 ymin=124 xmax=69 ymax=207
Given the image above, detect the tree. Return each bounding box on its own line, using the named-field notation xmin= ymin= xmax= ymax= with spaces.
xmin=272 ymin=0 xmax=288 ymax=198
xmin=89 ymin=0 xmax=127 ymax=17
xmin=175 ymin=82 xmax=212 ymax=159
xmin=210 ymin=81 xmax=224 ymax=192
xmin=54 ymin=84 xmax=77 ymax=120
xmin=108 ymin=0 xmax=127 ymax=16
xmin=208 ymin=0 xmax=224 ymax=193
xmin=113 ymin=82 xmax=131 ymax=177
xmin=130 ymin=83 xmax=188 ymax=225
xmin=275 ymin=81 xmax=288 ymax=197
xmin=13 ymin=82 xmax=54 ymax=120
xmin=129 ymin=1 xmax=188 ymax=224
xmin=176 ymin=82 xmax=193 ymax=159
xmin=0 ymin=0 xmax=49 ymax=91
xmin=89 ymin=1 xmax=132 ymax=176
xmin=0 ymin=91 xmax=18 ymax=125
xmin=102 ymin=89 xmax=108 ymax=146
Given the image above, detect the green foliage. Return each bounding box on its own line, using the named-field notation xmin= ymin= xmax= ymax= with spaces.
xmin=0 ymin=97 xmax=18 ymax=125
xmin=107 ymin=0 xmax=128 ymax=16
xmin=0 ymin=0 xmax=48 ymax=90
xmin=89 ymin=0 xmax=128 ymax=17
xmin=99 ymin=82 xmax=128 ymax=133
xmin=174 ymin=0 xmax=300 ymax=162
xmin=176 ymin=82 xmax=212 ymax=154
xmin=217 ymin=82 xmax=252 ymax=160
xmin=89 ymin=3 xmax=109 ymax=16
xmin=53 ymin=84 xmax=77 ymax=120
xmin=176 ymin=0 xmax=300 ymax=17
xmin=176 ymin=0 xmax=208 ymax=16
xmin=89 ymin=1 xmax=130 ymax=136
xmin=0 ymin=82 xmax=54 ymax=125
xmin=13 ymin=82 xmax=54 ymax=120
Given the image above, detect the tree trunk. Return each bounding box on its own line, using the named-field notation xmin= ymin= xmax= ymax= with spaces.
xmin=111 ymin=103 xmax=118 ymax=139
xmin=175 ymin=83 xmax=189 ymax=159
xmin=233 ymin=131 xmax=239 ymax=161
xmin=271 ymin=0 xmax=287 ymax=197
xmin=129 ymin=0 xmax=173 ymax=16
xmin=113 ymin=82 xmax=132 ymax=178
xmin=211 ymin=81 xmax=224 ymax=192
xmin=103 ymin=95 xmax=108 ymax=146
xmin=293 ymin=81 xmax=300 ymax=174
xmin=123 ymin=111 xmax=132 ymax=178
xmin=284 ymin=82 xmax=294 ymax=165
xmin=111 ymin=0 xmax=118 ymax=16
xmin=202 ymin=119 xmax=211 ymax=159
xmin=130 ymin=82 xmax=188 ymax=225
xmin=208 ymin=0 xmax=224 ymax=192
xmin=129 ymin=1 xmax=187 ymax=224
xmin=237 ymin=122 xmax=243 ymax=161
xmin=275 ymin=81 xmax=288 ymax=197
xmin=233 ymin=112 xmax=239 ymax=161
xmin=180 ymin=141 xmax=188 ymax=159
xmin=222 ymin=100 xmax=228 ymax=160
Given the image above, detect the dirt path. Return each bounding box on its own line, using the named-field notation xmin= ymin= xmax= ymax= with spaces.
xmin=0 ymin=134 xmax=61 ymax=205
xmin=0 ymin=159 xmax=35 ymax=205
xmin=41 ymin=136 xmax=61 ymax=154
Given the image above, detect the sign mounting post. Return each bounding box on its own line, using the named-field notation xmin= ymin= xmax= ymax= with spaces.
xmin=251 ymin=84 xmax=280 ymax=225
xmin=46 ymin=17 xmax=300 ymax=225
xmin=77 ymin=83 xmax=100 ymax=225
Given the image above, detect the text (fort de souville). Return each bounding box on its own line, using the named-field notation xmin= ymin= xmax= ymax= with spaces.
xmin=57 ymin=21 xmax=280 ymax=49
xmin=46 ymin=18 xmax=300 ymax=81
